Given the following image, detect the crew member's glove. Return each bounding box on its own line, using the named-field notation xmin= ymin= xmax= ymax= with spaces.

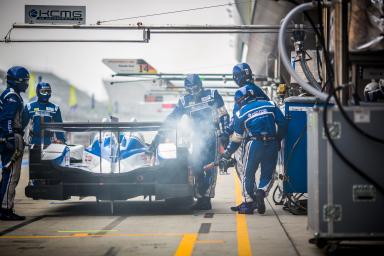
xmin=221 ymin=150 xmax=231 ymax=160
xmin=219 ymin=132 xmax=230 ymax=148
xmin=1 ymin=134 xmax=24 ymax=170
xmin=219 ymin=151 xmax=232 ymax=173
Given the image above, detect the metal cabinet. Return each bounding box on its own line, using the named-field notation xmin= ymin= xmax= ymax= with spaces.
xmin=307 ymin=106 xmax=384 ymax=246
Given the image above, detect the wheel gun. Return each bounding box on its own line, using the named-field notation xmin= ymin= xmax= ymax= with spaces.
xmin=202 ymin=157 xmax=235 ymax=175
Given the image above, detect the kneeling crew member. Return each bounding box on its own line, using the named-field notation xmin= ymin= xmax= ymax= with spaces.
xmin=220 ymin=87 xmax=286 ymax=214
xmin=0 ymin=66 xmax=30 ymax=220
xmin=22 ymin=82 xmax=66 ymax=145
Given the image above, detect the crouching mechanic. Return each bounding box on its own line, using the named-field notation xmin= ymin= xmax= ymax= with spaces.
xmin=22 ymin=82 xmax=66 ymax=146
xmin=0 ymin=66 xmax=30 ymax=220
xmin=153 ymin=74 xmax=229 ymax=210
xmin=220 ymin=87 xmax=286 ymax=214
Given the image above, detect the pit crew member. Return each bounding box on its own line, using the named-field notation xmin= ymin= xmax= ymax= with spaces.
xmin=153 ymin=74 xmax=229 ymax=210
xmin=0 ymin=66 xmax=29 ymax=220
xmin=22 ymin=82 xmax=66 ymax=145
xmin=220 ymin=87 xmax=286 ymax=214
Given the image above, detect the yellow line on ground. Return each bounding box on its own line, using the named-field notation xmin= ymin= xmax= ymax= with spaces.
xmin=233 ymin=172 xmax=252 ymax=256
xmin=234 ymin=172 xmax=242 ymax=206
xmin=57 ymin=230 xmax=118 ymax=233
xmin=72 ymin=233 xmax=89 ymax=237
xmin=174 ymin=233 xmax=198 ymax=256
xmin=0 ymin=233 xmax=184 ymax=239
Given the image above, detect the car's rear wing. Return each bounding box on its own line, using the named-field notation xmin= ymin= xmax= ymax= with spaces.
xmin=39 ymin=121 xmax=176 ymax=151
xmin=41 ymin=121 xmax=164 ymax=133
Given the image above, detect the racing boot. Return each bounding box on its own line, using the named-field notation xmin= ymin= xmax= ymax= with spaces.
xmin=255 ymin=189 xmax=266 ymax=214
xmin=191 ymin=197 xmax=212 ymax=210
xmin=237 ymin=202 xmax=254 ymax=214
xmin=0 ymin=208 xmax=26 ymax=221
xmin=231 ymin=202 xmax=250 ymax=212
xmin=230 ymin=203 xmax=242 ymax=211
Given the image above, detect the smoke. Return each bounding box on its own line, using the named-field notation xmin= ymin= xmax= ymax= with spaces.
xmin=170 ymin=114 xmax=218 ymax=175
xmin=176 ymin=116 xmax=193 ymax=147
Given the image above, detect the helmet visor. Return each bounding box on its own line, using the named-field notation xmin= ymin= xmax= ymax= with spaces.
xmin=39 ymin=88 xmax=51 ymax=96
xmin=233 ymin=73 xmax=243 ymax=87
xmin=17 ymin=77 xmax=29 ymax=83
xmin=186 ymin=85 xmax=201 ymax=95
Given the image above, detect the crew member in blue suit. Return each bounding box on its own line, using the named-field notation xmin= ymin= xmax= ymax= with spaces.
xmin=153 ymin=74 xmax=229 ymax=210
xmin=22 ymin=82 xmax=66 ymax=145
xmin=220 ymin=87 xmax=286 ymax=214
xmin=221 ymin=63 xmax=270 ymax=181
xmin=0 ymin=66 xmax=29 ymax=220
xmin=222 ymin=63 xmax=270 ymax=142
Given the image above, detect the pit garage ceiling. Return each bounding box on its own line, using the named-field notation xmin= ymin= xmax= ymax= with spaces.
xmin=236 ymin=0 xmax=293 ymax=77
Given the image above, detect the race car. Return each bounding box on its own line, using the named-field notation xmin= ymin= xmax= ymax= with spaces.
xmin=25 ymin=122 xmax=194 ymax=208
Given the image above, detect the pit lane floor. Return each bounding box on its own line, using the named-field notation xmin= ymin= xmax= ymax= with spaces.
xmin=1 ymin=161 xmax=383 ymax=256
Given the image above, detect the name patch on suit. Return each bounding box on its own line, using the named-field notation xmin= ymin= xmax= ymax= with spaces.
xmin=247 ymin=109 xmax=268 ymax=119
xmin=201 ymin=95 xmax=212 ymax=102
xmin=190 ymin=103 xmax=210 ymax=112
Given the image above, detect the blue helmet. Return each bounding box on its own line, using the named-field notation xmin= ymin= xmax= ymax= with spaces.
xmin=184 ymin=74 xmax=203 ymax=95
xmin=232 ymin=63 xmax=253 ymax=87
xmin=36 ymin=82 xmax=52 ymax=102
xmin=7 ymin=66 xmax=30 ymax=92
xmin=234 ymin=87 xmax=252 ymax=107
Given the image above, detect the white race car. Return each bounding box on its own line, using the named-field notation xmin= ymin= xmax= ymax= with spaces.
xmin=26 ymin=122 xmax=193 ymax=207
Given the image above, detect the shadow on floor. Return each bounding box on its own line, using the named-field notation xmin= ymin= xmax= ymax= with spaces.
xmin=44 ymin=200 xmax=197 ymax=217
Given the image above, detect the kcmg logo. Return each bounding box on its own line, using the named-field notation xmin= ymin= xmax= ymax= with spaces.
xmin=28 ymin=8 xmax=84 ymax=20
xmin=25 ymin=5 xmax=85 ymax=24
xmin=29 ymin=9 xmax=38 ymax=18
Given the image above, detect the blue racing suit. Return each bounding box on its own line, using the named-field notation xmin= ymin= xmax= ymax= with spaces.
xmin=22 ymin=100 xmax=65 ymax=145
xmin=164 ymin=89 xmax=229 ymax=198
xmin=226 ymin=100 xmax=286 ymax=202
xmin=226 ymin=82 xmax=270 ymax=136
xmin=225 ymin=83 xmax=270 ymax=177
xmin=0 ymin=88 xmax=25 ymax=210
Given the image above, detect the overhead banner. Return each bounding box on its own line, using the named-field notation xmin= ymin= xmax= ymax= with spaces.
xmin=25 ymin=5 xmax=86 ymax=24
xmin=102 ymin=59 xmax=157 ymax=74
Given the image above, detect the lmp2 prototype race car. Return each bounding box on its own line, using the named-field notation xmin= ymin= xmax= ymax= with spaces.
xmin=25 ymin=121 xmax=194 ymax=210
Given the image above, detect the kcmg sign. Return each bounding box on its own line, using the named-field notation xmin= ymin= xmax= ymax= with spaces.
xmin=25 ymin=5 xmax=86 ymax=24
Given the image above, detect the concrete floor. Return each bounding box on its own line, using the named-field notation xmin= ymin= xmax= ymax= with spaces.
xmin=0 ymin=162 xmax=382 ymax=256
